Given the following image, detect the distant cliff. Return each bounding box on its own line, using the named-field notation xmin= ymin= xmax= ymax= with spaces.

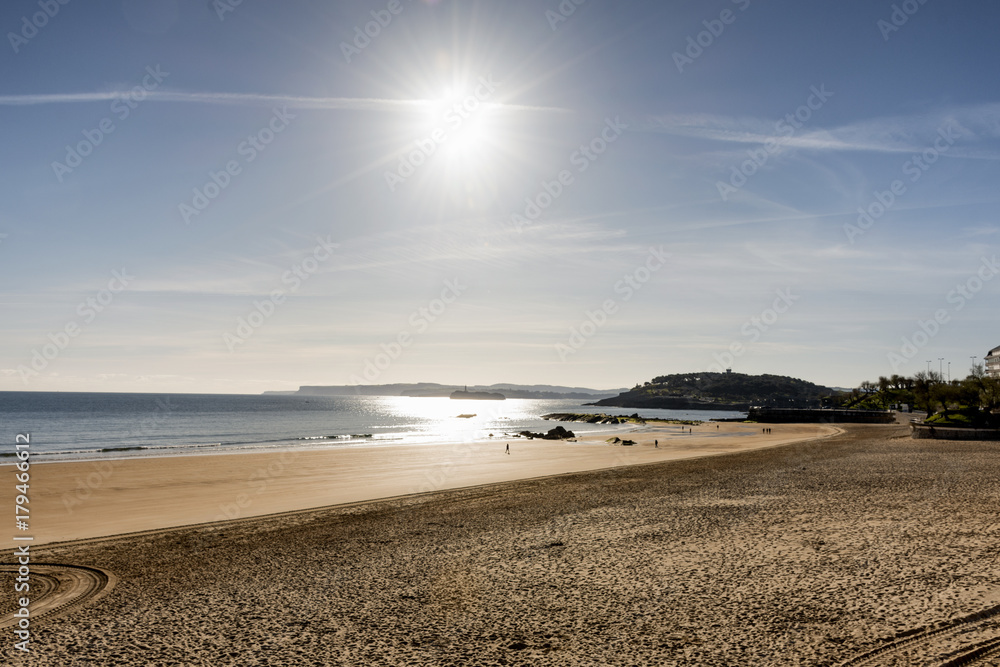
xmin=589 ymin=372 xmax=838 ymax=411
xmin=274 ymin=383 xmax=626 ymax=400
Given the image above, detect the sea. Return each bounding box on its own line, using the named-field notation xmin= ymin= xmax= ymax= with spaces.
xmin=0 ymin=392 xmax=747 ymax=462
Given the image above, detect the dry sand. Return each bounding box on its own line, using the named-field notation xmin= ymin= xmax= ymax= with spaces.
xmin=5 ymin=423 xmax=1000 ymax=666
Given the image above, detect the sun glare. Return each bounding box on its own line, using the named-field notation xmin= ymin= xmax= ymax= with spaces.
xmin=387 ymin=79 xmax=514 ymax=212
xmin=424 ymin=82 xmax=501 ymax=166
xmin=441 ymin=114 xmax=493 ymax=161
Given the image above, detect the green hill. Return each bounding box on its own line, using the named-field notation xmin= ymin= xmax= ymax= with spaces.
xmin=590 ymin=372 xmax=838 ymax=411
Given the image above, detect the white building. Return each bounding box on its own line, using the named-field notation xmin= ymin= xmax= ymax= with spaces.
xmin=987 ymin=345 xmax=1000 ymax=378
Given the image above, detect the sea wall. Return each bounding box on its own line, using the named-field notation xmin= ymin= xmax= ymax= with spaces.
xmin=910 ymin=423 xmax=1000 ymax=441
xmin=748 ymin=407 xmax=895 ymax=424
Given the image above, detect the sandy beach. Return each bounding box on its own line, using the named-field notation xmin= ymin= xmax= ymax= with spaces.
xmin=10 ymin=421 xmax=831 ymax=545
xmin=6 ymin=423 xmax=1000 ymax=665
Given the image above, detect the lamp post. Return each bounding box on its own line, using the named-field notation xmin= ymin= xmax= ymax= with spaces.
xmin=947 ymin=361 xmax=951 ymax=383
xmin=926 ymin=360 xmax=932 ymax=374
xmin=971 ymin=355 xmax=978 ymax=375
xmin=938 ymin=358 xmax=944 ymax=380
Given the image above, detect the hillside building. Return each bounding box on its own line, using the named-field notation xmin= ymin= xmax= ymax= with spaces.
xmin=987 ymin=345 xmax=1000 ymax=378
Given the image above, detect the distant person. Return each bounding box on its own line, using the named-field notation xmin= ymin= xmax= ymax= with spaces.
xmin=654 ymin=439 xmax=658 ymax=448
xmin=505 ymin=443 xmax=510 ymax=455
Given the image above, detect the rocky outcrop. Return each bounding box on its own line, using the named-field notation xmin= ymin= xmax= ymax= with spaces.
xmin=518 ymin=426 xmax=576 ymax=440
xmin=542 ymin=413 xmax=642 ymax=425
xmin=588 ymin=372 xmax=839 ymax=411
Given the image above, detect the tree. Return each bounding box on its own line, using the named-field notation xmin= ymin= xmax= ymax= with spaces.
xmin=931 ymin=382 xmax=968 ymax=417
xmin=963 ymin=369 xmax=1000 ymax=414
xmin=981 ymin=377 xmax=1000 ymax=414
xmin=912 ymin=371 xmax=940 ymax=414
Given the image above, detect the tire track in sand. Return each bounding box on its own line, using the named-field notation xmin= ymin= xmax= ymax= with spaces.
xmin=0 ymin=564 xmax=117 ymax=628
xmin=937 ymin=636 xmax=1000 ymax=666
xmin=838 ymin=603 xmax=1000 ymax=666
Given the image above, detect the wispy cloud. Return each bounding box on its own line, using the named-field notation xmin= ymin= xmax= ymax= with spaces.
xmin=637 ymin=102 xmax=1000 ymax=159
xmin=0 ymin=89 xmax=568 ymax=114
xmin=961 ymin=224 xmax=1000 ymax=237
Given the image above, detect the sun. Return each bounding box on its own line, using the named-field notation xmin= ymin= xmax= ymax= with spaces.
xmin=441 ymin=112 xmax=494 ymax=163
xmin=425 ymin=83 xmax=502 ymax=166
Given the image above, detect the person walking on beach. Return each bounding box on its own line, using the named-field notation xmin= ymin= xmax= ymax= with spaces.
xmin=505 ymin=443 xmax=510 ymax=455
xmin=654 ymin=439 xmax=658 ymax=448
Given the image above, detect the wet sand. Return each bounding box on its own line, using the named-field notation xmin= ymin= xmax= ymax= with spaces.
xmin=6 ymin=424 xmax=1000 ymax=666
xmin=10 ymin=422 xmax=831 ymax=545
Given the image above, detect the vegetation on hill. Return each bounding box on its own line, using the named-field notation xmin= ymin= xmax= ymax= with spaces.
xmin=591 ymin=372 xmax=838 ymax=410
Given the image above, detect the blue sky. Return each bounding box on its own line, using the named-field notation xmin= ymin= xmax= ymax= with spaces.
xmin=1 ymin=0 xmax=998 ymax=394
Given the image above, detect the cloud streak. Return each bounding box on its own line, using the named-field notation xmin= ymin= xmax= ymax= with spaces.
xmin=0 ymin=89 xmax=569 ymax=114
xmin=638 ymin=102 xmax=1000 ymax=159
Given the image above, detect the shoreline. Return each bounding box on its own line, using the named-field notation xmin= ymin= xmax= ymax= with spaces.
xmin=0 ymin=420 xmax=649 ymax=466
xmin=3 ymin=421 xmax=835 ymax=546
